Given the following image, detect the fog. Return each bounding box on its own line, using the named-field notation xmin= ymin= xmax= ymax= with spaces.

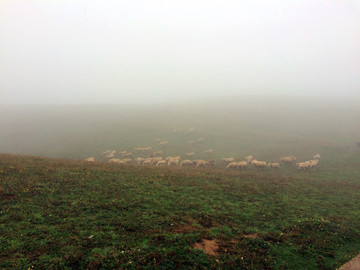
xmin=1 ymin=1 xmax=360 ymax=104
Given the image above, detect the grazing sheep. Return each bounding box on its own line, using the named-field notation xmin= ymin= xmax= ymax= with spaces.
xmin=185 ymin=152 xmax=195 ymax=157
xmin=180 ymin=160 xmax=195 ymax=167
xmin=245 ymin=155 xmax=254 ymax=162
xmin=148 ymin=151 xmax=163 ymax=158
xmin=85 ymin=157 xmax=95 ymax=162
xmin=118 ymin=151 xmax=128 ymax=157
xmin=108 ymin=158 xmax=122 ymax=164
xmin=122 ymin=158 xmax=133 ymax=164
xmin=313 ymin=154 xmax=321 ymax=160
xmin=196 ymin=160 xmax=207 ymax=167
xmin=296 ymin=161 xmax=311 ymax=170
xmin=142 ymin=158 xmax=153 ymax=166
xmin=124 ymin=152 xmax=133 ymax=158
xmin=203 ymin=149 xmax=214 ymax=155
xmin=251 ymin=160 xmax=267 ymax=168
xmin=309 ymin=159 xmax=319 ymax=168
xmin=187 ymin=128 xmax=195 ymax=134
xmin=237 ymin=161 xmax=248 ymax=169
xmin=280 ymin=156 xmax=296 ymax=164
xmin=156 ymin=160 xmax=167 ymax=167
xmin=221 ymin=158 xmax=235 ymax=164
xmin=158 ymin=141 xmax=168 ymax=146
xmin=206 ymin=160 xmax=216 ymax=167
xmin=151 ymin=157 xmax=163 ymax=165
xmin=136 ymin=157 xmax=145 ymax=165
xmin=134 ymin=147 xmax=152 ymax=152
xmin=226 ymin=161 xmax=247 ymax=169
xmin=268 ymin=162 xmax=280 ymax=169
xmin=226 ymin=162 xmax=238 ymax=169
xmin=168 ymin=157 xmax=180 ymax=166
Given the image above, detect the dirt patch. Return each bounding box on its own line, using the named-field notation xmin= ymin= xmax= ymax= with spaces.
xmin=339 ymin=253 xmax=360 ymax=270
xmin=192 ymin=239 xmax=219 ymax=256
xmin=245 ymin=233 xmax=259 ymax=239
xmin=173 ymin=223 xmax=200 ymax=233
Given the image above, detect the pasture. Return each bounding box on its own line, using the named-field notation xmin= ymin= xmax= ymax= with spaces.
xmin=1 ymin=96 xmax=360 ymax=269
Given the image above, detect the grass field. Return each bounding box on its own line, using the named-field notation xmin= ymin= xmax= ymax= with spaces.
xmin=1 ymin=97 xmax=360 ymax=269
xmin=1 ymin=152 xmax=360 ymax=269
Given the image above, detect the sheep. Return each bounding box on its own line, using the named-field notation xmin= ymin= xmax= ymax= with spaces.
xmin=251 ymin=160 xmax=267 ymax=168
xmin=196 ymin=160 xmax=207 ymax=167
xmin=165 ymin=156 xmax=181 ymax=161
xmin=205 ymin=160 xmax=216 ymax=167
xmin=155 ymin=160 xmax=167 ymax=167
xmin=168 ymin=157 xmax=180 ymax=166
xmin=185 ymin=152 xmax=195 ymax=157
xmin=142 ymin=158 xmax=153 ymax=166
xmin=108 ymin=158 xmax=122 ymax=164
xmin=180 ymin=160 xmax=195 ymax=167
xmin=136 ymin=157 xmax=145 ymax=165
xmin=237 ymin=161 xmax=248 ymax=169
xmin=103 ymin=150 xmax=116 ymax=159
xmin=124 ymin=152 xmax=133 ymax=158
xmin=158 ymin=141 xmax=168 ymax=146
xmin=134 ymin=147 xmax=152 ymax=152
xmin=221 ymin=158 xmax=235 ymax=164
xmin=151 ymin=157 xmax=163 ymax=165
xmin=85 ymin=157 xmax=95 ymax=162
xmin=280 ymin=156 xmax=296 ymax=164
xmin=313 ymin=154 xmax=321 ymax=160
xmin=268 ymin=162 xmax=280 ymax=169
xmin=296 ymin=161 xmax=311 ymax=170
xmin=148 ymin=151 xmax=163 ymax=158
xmin=245 ymin=155 xmax=254 ymax=162
xmin=120 ymin=158 xmax=132 ymax=164
xmin=309 ymin=159 xmax=319 ymax=168
xmin=187 ymin=127 xmax=195 ymax=134
xmin=226 ymin=162 xmax=238 ymax=169
xmin=226 ymin=161 xmax=247 ymax=169
xmin=203 ymin=149 xmax=214 ymax=155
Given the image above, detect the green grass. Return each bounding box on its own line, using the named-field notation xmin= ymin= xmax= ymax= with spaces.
xmin=1 ymin=153 xmax=360 ymax=269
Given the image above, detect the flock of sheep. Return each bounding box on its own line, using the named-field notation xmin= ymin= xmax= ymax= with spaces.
xmin=84 ymin=127 xmax=321 ymax=171
xmin=85 ymin=147 xmax=321 ymax=172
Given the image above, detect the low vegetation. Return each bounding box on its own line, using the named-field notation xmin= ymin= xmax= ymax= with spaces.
xmin=1 ymin=152 xmax=360 ymax=269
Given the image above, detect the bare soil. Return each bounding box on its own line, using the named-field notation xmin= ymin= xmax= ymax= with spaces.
xmin=338 ymin=254 xmax=360 ymax=270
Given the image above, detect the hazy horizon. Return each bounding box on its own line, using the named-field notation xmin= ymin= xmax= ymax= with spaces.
xmin=1 ymin=1 xmax=359 ymax=104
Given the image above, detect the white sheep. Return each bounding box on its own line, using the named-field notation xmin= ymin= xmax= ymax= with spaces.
xmin=245 ymin=155 xmax=254 ymax=162
xmin=226 ymin=161 xmax=247 ymax=169
xmin=84 ymin=157 xmax=95 ymax=162
xmin=268 ymin=162 xmax=280 ymax=169
xmin=185 ymin=152 xmax=195 ymax=157
xmin=309 ymin=159 xmax=319 ymax=167
xmin=203 ymin=149 xmax=214 ymax=155
xmin=155 ymin=160 xmax=167 ymax=166
xmin=168 ymin=157 xmax=180 ymax=166
xmin=296 ymin=161 xmax=311 ymax=170
xmin=221 ymin=158 xmax=235 ymax=164
xmin=180 ymin=160 xmax=195 ymax=167
xmin=136 ymin=157 xmax=145 ymax=165
xmin=158 ymin=141 xmax=168 ymax=146
xmin=251 ymin=160 xmax=267 ymax=168
xmin=206 ymin=160 xmax=216 ymax=167
xmin=196 ymin=160 xmax=207 ymax=167
xmin=313 ymin=154 xmax=321 ymax=160
xmin=280 ymin=156 xmax=296 ymax=164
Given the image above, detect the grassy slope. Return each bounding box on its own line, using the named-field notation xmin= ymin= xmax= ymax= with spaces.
xmin=1 ymin=154 xmax=360 ymax=269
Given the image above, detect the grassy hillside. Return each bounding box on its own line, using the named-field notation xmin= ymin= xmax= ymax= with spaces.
xmin=1 ymin=153 xmax=360 ymax=269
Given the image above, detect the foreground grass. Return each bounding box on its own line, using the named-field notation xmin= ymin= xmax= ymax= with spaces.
xmin=1 ymin=154 xmax=360 ymax=269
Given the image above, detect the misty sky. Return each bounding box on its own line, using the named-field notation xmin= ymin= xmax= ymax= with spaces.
xmin=1 ymin=1 xmax=359 ymax=104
